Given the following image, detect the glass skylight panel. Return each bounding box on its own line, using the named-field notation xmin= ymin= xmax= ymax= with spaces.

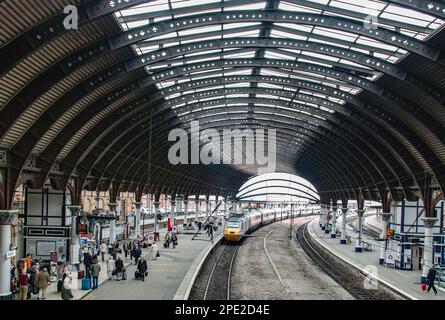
xmin=264 ymin=50 xmax=297 ymax=61
xmin=270 ymin=29 xmax=307 ymax=40
xmin=297 ymin=57 xmax=332 ymax=68
xmin=224 ymin=83 xmax=251 ymax=88
xmin=329 ymin=0 xmax=383 ymax=15
xmin=119 ymin=1 xmax=169 ymax=16
xmin=301 ymin=51 xmax=339 ymax=62
xmin=114 ymin=0 xmax=445 ymax=122
xmin=279 ymin=1 xmax=322 ymax=14
xmin=178 ymin=25 xmax=221 ymax=36
xmin=171 ymin=0 xmax=221 ymax=9
xmin=229 ymin=2 xmax=267 ymax=10
xmin=258 ymin=83 xmax=284 ymax=90
xmin=312 ymin=26 xmax=358 ymax=42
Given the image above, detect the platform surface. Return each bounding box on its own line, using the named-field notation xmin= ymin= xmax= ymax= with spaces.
xmin=36 ymin=224 xmax=222 ymax=300
xmin=309 ymin=218 xmax=445 ymax=300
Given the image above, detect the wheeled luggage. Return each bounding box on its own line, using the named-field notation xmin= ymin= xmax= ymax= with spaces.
xmin=122 ymin=270 xmax=128 ymax=280
xmin=81 ymin=277 xmax=91 ymax=290
xmin=57 ymin=279 xmax=63 ymax=292
xmin=78 ymin=270 xmax=85 ymax=279
xmin=135 ymin=270 xmax=142 ymax=279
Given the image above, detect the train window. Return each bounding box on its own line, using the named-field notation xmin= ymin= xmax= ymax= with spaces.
xmin=227 ymin=221 xmax=240 ymax=228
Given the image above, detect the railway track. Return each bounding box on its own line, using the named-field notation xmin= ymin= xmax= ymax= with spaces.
xmin=296 ymin=222 xmax=388 ymax=300
xmin=189 ymin=240 xmax=240 ymax=300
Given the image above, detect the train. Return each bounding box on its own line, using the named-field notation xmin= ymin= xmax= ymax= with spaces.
xmin=224 ymin=208 xmax=291 ymax=242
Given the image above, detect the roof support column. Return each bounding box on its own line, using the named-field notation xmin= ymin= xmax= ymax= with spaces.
xmin=169 ymin=194 xmax=176 ymax=232
xmin=330 ymin=199 xmax=338 ymax=239
xmin=183 ymin=196 xmax=189 ymax=225
xmin=67 ymin=205 xmax=82 ymax=269
xmin=0 ymin=210 xmax=18 ymax=300
xmin=95 ymin=191 xmax=100 ymax=210
xmin=421 ymin=173 xmax=438 ymax=283
xmin=153 ymin=193 xmax=161 ymax=234
xmin=205 ymin=195 xmax=210 ymax=219
xmin=108 ymin=203 xmax=118 ymax=246
xmin=379 ymin=212 xmax=393 ymax=265
xmin=355 ymin=192 xmax=365 ymax=253
xmin=195 ymin=195 xmax=200 ymax=222
xmin=134 ymin=202 xmax=142 ymax=240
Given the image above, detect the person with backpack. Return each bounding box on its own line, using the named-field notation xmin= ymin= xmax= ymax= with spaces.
xmin=36 ymin=267 xmax=50 ymax=300
xmin=91 ymin=260 xmax=101 ymax=289
xmin=427 ymin=267 xmax=438 ymax=295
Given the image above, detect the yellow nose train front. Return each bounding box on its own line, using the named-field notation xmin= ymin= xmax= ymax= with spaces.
xmin=224 ymin=227 xmax=242 ymax=241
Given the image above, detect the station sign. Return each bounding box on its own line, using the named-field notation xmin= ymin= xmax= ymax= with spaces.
xmin=385 ymin=250 xmax=396 ymax=264
xmin=6 ymin=250 xmax=16 ymax=259
xmin=77 ymin=223 xmax=88 ymax=235
xmin=147 ymin=232 xmax=155 ymax=244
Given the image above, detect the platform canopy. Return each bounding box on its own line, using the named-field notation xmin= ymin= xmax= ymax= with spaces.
xmin=1 ymin=0 xmax=445 ymax=209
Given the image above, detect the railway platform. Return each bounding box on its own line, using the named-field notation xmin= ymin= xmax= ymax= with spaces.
xmin=80 ymin=227 xmax=223 ymax=300
xmin=307 ymin=219 xmax=445 ymax=300
xmin=28 ymin=223 xmax=222 ymax=300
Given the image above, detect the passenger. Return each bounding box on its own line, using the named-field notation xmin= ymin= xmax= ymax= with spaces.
xmin=115 ymin=257 xmax=124 ymax=281
xmin=106 ymin=257 xmax=115 ymax=280
xmin=91 ymin=260 xmax=101 ymax=289
xmin=100 ymin=242 xmax=107 ymax=262
xmin=61 ymin=273 xmax=74 ymax=300
xmin=426 ymin=267 xmax=438 ymax=295
xmin=123 ymin=242 xmax=129 ymax=259
xmin=83 ymin=250 xmax=93 ymax=277
xmin=197 ymin=221 xmax=202 ymax=231
xmin=171 ymin=233 xmax=178 ymax=249
xmin=151 ymin=242 xmax=159 ymax=260
xmin=136 ymin=256 xmax=148 ymax=282
xmin=25 ymin=254 xmax=31 ymax=269
xmin=133 ymin=244 xmax=142 ymax=264
xmin=164 ymin=232 xmax=171 ymax=248
xmin=18 ymin=270 xmax=29 ymax=300
xmin=10 ymin=277 xmax=18 ymax=300
xmin=28 ymin=267 xmax=37 ymax=296
xmin=36 ymin=267 xmax=50 ymax=300
xmin=128 ymin=241 xmax=133 ymax=260
xmin=56 ymin=255 xmax=66 ymax=279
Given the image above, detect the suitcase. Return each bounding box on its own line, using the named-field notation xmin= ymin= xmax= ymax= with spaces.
xmin=78 ymin=270 xmax=85 ymax=279
xmin=57 ymin=280 xmax=63 ymax=292
xmin=135 ymin=270 xmax=142 ymax=279
xmin=122 ymin=270 xmax=128 ymax=280
xmin=81 ymin=277 xmax=91 ymax=290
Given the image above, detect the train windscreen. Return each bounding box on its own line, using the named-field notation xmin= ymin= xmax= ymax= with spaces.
xmin=227 ymin=221 xmax=240 ymax=228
